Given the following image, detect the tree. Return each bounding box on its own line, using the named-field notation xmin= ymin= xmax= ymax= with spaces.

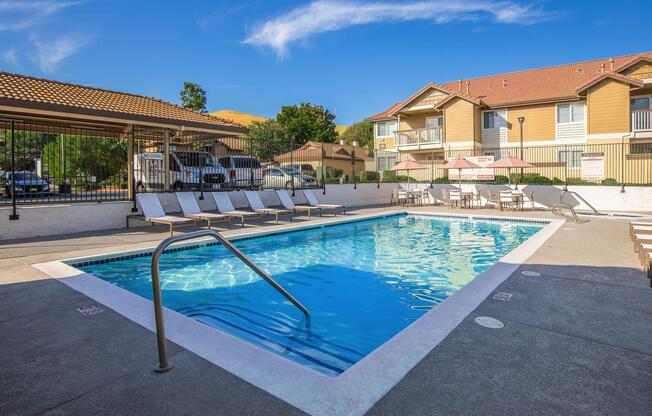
xmin=340 ymin=121 xmax=374 ymax=152
xmin=275 ymin=103 xmax=337 ymax=145
xmin=244 ymin=119 xmax=288 ymax=162
xmin=180 ymin=82 xmax=207 ymax=112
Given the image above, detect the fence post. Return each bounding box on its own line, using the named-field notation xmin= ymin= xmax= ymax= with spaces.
xmin=322 ymin=138 xmax=326 ymax=195
xmin=130 ymin=125 xmax=138 ymax=212
xmin=621 ymin=138 xmax=626 ymax=193
xmin=563 ymin=145 xmax=568 ymax=191
xmin=290 ymin=134 xmax=295 ymax=197
xmin=163 ymin=129 xmax=170 ymax=191
xmin=9 ymin=120 xmax=18 ymax=220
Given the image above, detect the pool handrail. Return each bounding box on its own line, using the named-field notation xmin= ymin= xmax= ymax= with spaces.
xmin=149 ymin=229 xmax=310 ymax=373
xmin=560 ymin=190 xmax=599 ymax=215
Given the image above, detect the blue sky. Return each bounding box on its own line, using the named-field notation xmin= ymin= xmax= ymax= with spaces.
xmin=1 ymin=0 xmax=651 ymax=125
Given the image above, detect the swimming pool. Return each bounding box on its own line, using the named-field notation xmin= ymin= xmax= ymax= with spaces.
xmin=77 ymin=213 xmax=542 ymax=377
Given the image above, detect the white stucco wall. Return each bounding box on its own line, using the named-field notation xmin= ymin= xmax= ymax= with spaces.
xmin=1 ymin=184 xmax=650 ymax=241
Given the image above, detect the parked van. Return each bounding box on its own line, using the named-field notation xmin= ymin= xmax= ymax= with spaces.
xmin=216 ymin=155 xmax=264 ymax=189
xmin=134 ymin=151 xmax=227 ymax=191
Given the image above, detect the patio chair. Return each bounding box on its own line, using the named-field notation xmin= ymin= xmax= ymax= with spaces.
xmin=421 ymin=188 xmax=432 ymax=206
xmin=499 ymin=191 xmax=516 ymax=211
xmin=244 ymin=191 xmax=293 ymax=223
xmin=210 ymin=192 xmax=261 ymax=226
xmin=275 ymin=189 xmax=321 ymax=218
xmin=303 ymin=189 xmax=346 ymax=215
xmin=175 ymin=192 xmax=230 ymax=229
xmin=444 ymin=190 xmax=461 ymax=208
xmin=471 ymin=190 xmax=482 ymax=208
xmin=136 ymin=193 xmax=195 ymax=236
xmin=391 ymin=188 xmax=408 ymax=207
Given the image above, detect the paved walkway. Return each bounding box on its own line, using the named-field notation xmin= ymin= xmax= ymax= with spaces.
xmin=1 ymin=206 xmax=651 ymax=415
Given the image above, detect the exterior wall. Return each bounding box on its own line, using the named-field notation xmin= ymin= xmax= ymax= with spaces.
xmin=402 ymin=89 xmax=448 ymax=111
xmin=473 ymin=107 xmax=482 ymax=143
xmin=586 ymin=79 xmax=631 ymax=134
xmin=399 ymin=114 xmax=426 ymax=130
xmin=622 ymin=61 xmax=652 ymax=80
xmin=375 ymin=136 xmax=395 ymax=151
xmin=443 ymin=99 xmax=475 ymax=142
xmin=507 ymin=103 xmax=556 ymax=142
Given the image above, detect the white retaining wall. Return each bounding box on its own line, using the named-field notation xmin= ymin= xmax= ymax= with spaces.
xmin=1 ymin=184 xmax=650 ymax=241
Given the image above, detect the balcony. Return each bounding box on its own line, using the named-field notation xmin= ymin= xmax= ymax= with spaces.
xmin=632 ymin=110 xmax=652 ymax=132
xmin=394 ymin=127 xmax=443 ymax=149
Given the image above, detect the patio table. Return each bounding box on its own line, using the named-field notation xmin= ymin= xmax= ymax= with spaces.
xmin=460 ymin=192 xmax=474 ymax=209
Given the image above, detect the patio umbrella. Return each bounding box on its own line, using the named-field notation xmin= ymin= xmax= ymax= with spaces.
xmin=442 ymin=156 xmax=480 ymax=188
xmin=487 ymin=155 xmax=534 ymax=189
xmin=390 ymin=160 xmax=426 ymax=191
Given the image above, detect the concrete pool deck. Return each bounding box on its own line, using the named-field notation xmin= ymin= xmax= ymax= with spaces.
xmin=1 ymin=205 xmax=651 ymax=415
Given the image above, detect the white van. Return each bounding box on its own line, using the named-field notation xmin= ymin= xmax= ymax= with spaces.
xmin=216 ymin=155 xmax=264 ymax=189
xmin=134 ymin=151 xmax=227 ymax=191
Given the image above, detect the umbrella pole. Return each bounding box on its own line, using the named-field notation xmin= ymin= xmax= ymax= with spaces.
xmin=458 ymin=168 xmax=462 ymax=189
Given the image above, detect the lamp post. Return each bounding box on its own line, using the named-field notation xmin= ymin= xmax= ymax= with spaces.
xmin=518 ymin=116 xmax=525 ymax=188
xmin=351 ymin=140 xmax=358 ymax=190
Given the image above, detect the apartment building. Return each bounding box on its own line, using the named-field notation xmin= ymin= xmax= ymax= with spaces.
xmin=367 ymin=52 xmax=652 ymax=183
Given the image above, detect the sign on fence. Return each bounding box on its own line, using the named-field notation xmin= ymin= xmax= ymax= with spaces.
xmin=581 ymin=152 xmax=605 ymax=181
xmin=448 ymin=156 xmax=495 ymax=180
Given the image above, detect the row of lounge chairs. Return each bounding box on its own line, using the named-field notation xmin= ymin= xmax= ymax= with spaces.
xmin=630 ymin=220 xmax=652 ymax=286
xmin=136 ymin=189 xmax=345 ymax=236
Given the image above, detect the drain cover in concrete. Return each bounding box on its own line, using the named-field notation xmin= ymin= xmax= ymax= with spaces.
xmin=521 ymin=270 xmax=541 ymax=276
xmin=77 ymin=305 xmax=104 ymax=317
xmin=474 ymin=316 xmax=504 ymax=329
xmin=492 ymin=292 xmax=512 ymax=302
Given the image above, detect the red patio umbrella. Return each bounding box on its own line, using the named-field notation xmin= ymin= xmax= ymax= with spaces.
xmin=442 ymin=156 xmax=480 ymax=188
xmin=487 ymin=155 xmax=534 ymax=189
xmin=390 ymin=160 xmax=426 ymax=191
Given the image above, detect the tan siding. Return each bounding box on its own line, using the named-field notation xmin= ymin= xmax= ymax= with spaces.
xmin=398 ymin=111 xmax=443 ymax=130
xmin=443 ymin=99 xmax=474 ymax=142
xmin=375 ymin=137 xmax=395 ymax=150
xmin=586 ymin=79 xmax=630 ymax=134
xmin=403 ymin=89 xmax=448 ymax=111
xmin=507 ymin=103 xmax=556 ymax=142
xmin=473 ymin=107 xmax=482 ymax=143
xmin=622 ymin=62 xmax=652 ymax=80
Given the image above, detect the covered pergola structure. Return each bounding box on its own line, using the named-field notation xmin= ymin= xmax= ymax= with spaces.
xmin=0 ymin=72 xmax=248 ymax=216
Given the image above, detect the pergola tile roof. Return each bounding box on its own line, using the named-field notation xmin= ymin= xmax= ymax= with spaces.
xmin=0 ymin=72 xmax=247 ymax=133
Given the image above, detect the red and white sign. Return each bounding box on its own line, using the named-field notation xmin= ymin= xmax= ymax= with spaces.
xmin=448 ymin=156 xmax=495 ymax=180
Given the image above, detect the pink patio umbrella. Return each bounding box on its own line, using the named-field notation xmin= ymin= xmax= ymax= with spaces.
xmin=390 ymin=160 xmax=426 ymax=191
xmin=487 ymin=155 xmax=534 ymax=189
xmin=442 ymin=156 xmax=480 ymax=188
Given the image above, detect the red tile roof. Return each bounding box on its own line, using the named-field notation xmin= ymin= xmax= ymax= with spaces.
xmin=0 ymin=72 xmax=247 ymax=133
xmin=368 ymin=52 xmax=652 ymax=119
xmin=439 ymin=52 xmax=652 ymax=107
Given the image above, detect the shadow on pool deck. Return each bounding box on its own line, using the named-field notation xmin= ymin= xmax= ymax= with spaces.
xmin=0 ymin=262 xmax=650 ymax=415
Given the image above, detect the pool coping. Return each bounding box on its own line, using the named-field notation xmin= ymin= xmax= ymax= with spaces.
xmin=33 ymin=211 xmax=564 ymax=416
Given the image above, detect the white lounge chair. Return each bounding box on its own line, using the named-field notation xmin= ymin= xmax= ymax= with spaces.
xmin=630 ymin=225 xmax=652 ymax=240
xmin=275 ymin=189 xmax=321 ymax=218
xmin=303 ymin=189 xmax=345 ymax=215
xmin=244 ymin=191 xmax=292 ymax=223
xmin=175 ymin=192 xmax=230 ymax=229
xmin=210 ymin=192 xmax=261 ymax=226
xmin=136 ymin=193 xmax=194 ymax=236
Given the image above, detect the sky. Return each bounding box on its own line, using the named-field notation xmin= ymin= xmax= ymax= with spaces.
xmin=0 ymin=0 xmax=651 ymax=125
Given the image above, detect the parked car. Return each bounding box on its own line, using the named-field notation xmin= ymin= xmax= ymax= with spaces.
xmin=217 ymin=155 xmax=264 ymax=189
xmin=134 ymin=151 xmax=227 ymax=191
xmin=1 ymin=171 xmax=51 ymax=197
xmin=262 ymin=166 xmax=318 ymax=189
xmin=286 ymin=163 xmax=316 ymax=177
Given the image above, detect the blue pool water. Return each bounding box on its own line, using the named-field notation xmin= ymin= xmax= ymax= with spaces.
xmin=79 ymin=214 xmax=542 ymax=376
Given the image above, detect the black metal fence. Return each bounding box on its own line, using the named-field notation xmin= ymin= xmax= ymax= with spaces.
xmin=2 ymin=117 xmax=650 ymax=212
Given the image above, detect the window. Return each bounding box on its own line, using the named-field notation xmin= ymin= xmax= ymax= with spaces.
xmin=631 ymin=97 xmax=651 ymax=111
xmin=376 ymin=121 xmax=397 ymax=137
xmin=557 ymin=103 xmax=585 ymax=123
xmin=558 ymin=150 xmax=582 ymax=169
xmin=630 ymin=142 xmax=652 ymax=154
xmin=377 ymin=154 xmax=397 ymax=171
xmin=483 ymin=110 xmax=507 ymax=129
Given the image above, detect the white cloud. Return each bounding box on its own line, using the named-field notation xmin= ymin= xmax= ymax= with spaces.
xmin=245 ymin=0 xmax=555 ymax=57
xmin=2 ymin=49 xmax=19 ymax=67
xmin=31 ymin=34 xmax=92 ymax=72
xmin=0 ymin=1 xmax=80 ymax=31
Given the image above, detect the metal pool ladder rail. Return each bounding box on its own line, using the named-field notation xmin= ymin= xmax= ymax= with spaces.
xmin=149 ymin=229 xmax=310 ymax=373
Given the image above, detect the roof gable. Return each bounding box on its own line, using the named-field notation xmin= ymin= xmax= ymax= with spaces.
xmin=389 ymin=83 xmax=452 ymax=115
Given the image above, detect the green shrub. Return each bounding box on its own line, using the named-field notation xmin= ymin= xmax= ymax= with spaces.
xmin=358 ymin=170 xmax=379 ymax=182
xmin=493 ymin=175 xmax=509 ymax=184
xmin=601 ymin=178 xmax=619 ymax=185
xmin=326 ymin=167 xmax=343 ymax=179
xmin=340 ymin=174 xmax=349 ymax=184
xmin=382 ymin=170 xmax=415 ymax=182
xmin=432 ymin=176 xmax=449 ymax=184
xmin=552 ymin=177 xmax=564 ymax=184
xmin=523 ymin=175 xmax=553 ymax=185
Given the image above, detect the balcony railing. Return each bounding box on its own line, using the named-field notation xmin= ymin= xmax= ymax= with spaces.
xmin=394 ymin=127 xmax=443 ymax=147
xmin=632 ymin=110 xmax=652 ymax=132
